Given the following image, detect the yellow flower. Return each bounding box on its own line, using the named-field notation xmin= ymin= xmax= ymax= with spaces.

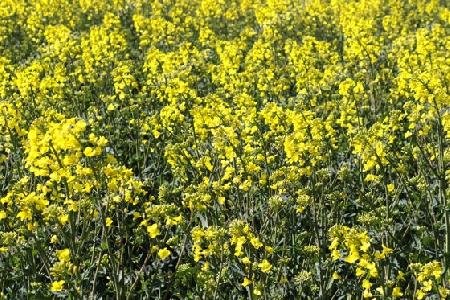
xmin=17 ymin=209 xmax=32 ymax=221
xmin=382 ymin=245 xmax=393 ymax=256
xmin=374 ymin=251 xmax=385 ymax=260
xmin=376 ymin=286 xmax=384 ymax=295
xmin=105 ymin=217 xmax=113 ymax=227
xmin=355 ymin=267 xmax=366 ymax=277
xmin=392 ymin=286 xmax=403 ymax=297
xmin=147 ymin=223 xmax=160 ymax=238
xmin=56 ymin=248 xmax=70 ymax=262
xmin=242 ymin=257 xmax=251 ymax=264
xmin=360 ymin=241 xmax=370 ymax=252
xmin=250 ymin=237 xmax=263 ymax=249
xmin=331 ymin=249 xmax=340 ymax=260
xmin=344 ymin=248 xmax=359 ymax=264
xmin=362 ymin=279 xmax=372 ymax=289
xmin=60 ymin=214 xmax=69 ymax=226
xmin=365 ymin=174 xmax=377 ymax=181
xmin=417 ymin=290 xmax=426 ymax=300
xmin=84 ymin=147 xmax=96 ymax=157
xmin=387 ymin=184 xmax=395 ymax=193
xmin=258 ymin=259 xmax=272 ymax=273
xmin=279 ymin=276 xmax=288 ymax=284
xmin=242 ymin=277 xmax=252 ymax=287
xmin=166 ymin=215 xmax=182 ymax=226
xmin=431 ymin=262 xmax=442 ymax=279
xmin=329 ymin=238 xmax=339 ymax=250
xmin=97 ymin=136 xmax=108 ymax=147
xmin=367 ymin=262 xmax=378 ymax=278
xmin=332 ymin=272 xmax=341 ymax=280
xmin=265 ymin=246 xmax=274 ymax=253
xmin=50 ymin=280 xmax=65 ymax=292
xmin=201 ymin=261 xmax=210 ymax=271
xmin=438 ymin=286 xmax=450 ymax=298
xmin=363 ymin=289 xmax=372 ymax=298
xmin=28 ymin=222 xmax=38 ymax=231
xmin=158 ymin=248 xmax=171 ymax=260
xmin=396 ymin=270 xmax=405 ymax=281
xmin=422 ymin=279 xmax=432 ymax=292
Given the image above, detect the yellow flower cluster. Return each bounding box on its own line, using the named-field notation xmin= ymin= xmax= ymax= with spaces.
xmin=410 ymin=261 xmax=449 ymax=299
xmin=329 ymin=225 xmax=396 ymax=297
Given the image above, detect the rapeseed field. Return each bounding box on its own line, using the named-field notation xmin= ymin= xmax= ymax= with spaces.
xmin=1 ymin=0 xmax=450 ymax=298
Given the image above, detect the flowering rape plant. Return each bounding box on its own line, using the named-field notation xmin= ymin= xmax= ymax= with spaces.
xmin=2 ymin=0 xmax=450 ymax=298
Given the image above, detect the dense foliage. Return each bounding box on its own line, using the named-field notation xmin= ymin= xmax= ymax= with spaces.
xmin=1 ymin=0 xmax=450 ymax=299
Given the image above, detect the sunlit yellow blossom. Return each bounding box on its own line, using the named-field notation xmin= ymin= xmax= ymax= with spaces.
xmin=173 ymin=215 xmax=182 ymax=223
xmin=250 ymin=237 xmax=263 ymax=249
xmin=363 ymin=289 xmax=372 ymax=298
xmin=355 ymin=267 xmax=366 ymax=277
xmin=392 ymin=287 xmax=403 ymax=297
xmin=242 ymin=257 xmax=251 ymax=264
xmin=265 ymin=246 xmax=274 ymax=253
xmin=105 ymin=217 xmax=113 ymax=227
xmin=360 ymin=241 xmax=370 ymax=252
xmin=258 ymin=259 xmax=272 ymax=273
xmin=17 ymin=209 xmax=32 ymax=221
xmin=396 ymin=271 xmax=405 ymax=281
xmin=422 ymin=279 xmax=432 ymax=292
xmin=50 ymin=235 xmax=58 ymax=244
xmin=362 ymin=279 xmax=372 ymax=289
xmin=367 ymin=263 xmax=378 ymax=277
xmin=374 ymin=251 xmax=385 ymax=260
xmin=376 ymin=286 xmax=384 ymax=295
xmin=166 ymin=215 xmax=182 ymax=226
xmin=387 ymin=184 xmax=395 ymax=193
xmin=147 ymin=223 xmax=160 ymax=238
xmin=60 ymin=214 xmax=69 ymax=226
xmin=84 ymin=147 xmax=96 ymax=157
xmin=432 ymin=263 xmax=442 ymax=279
xmin=332 ymin=272 xmax=341 ymax=280
xmin=27 ymin=222 xmax=38 ymax=231
xmin=242 ymin=277 xmax=252 ymax=287
xmin=201 ymin=261 xmax=210 ymax=271
xmin=56 ymin=248 xmax=70 ymax=262
xmin=344 ymin=248 xmax=359 ymax=264
xmin=417 ymin=290 xmax=426 ymax=300
xmin=438 ymin=286 xmax=450 ymax=298
xmin=382 ymin=245 xmax=393 ymax=256
xmin=331 ymin=249 xmax=340 ymax=260
xmin=329 ymin=238 xmax=339 ymax=250
xmin=50 ymin=280 xmax=65 ymax=292
xmin=158 ymin=248 xmax=171 ymax=260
